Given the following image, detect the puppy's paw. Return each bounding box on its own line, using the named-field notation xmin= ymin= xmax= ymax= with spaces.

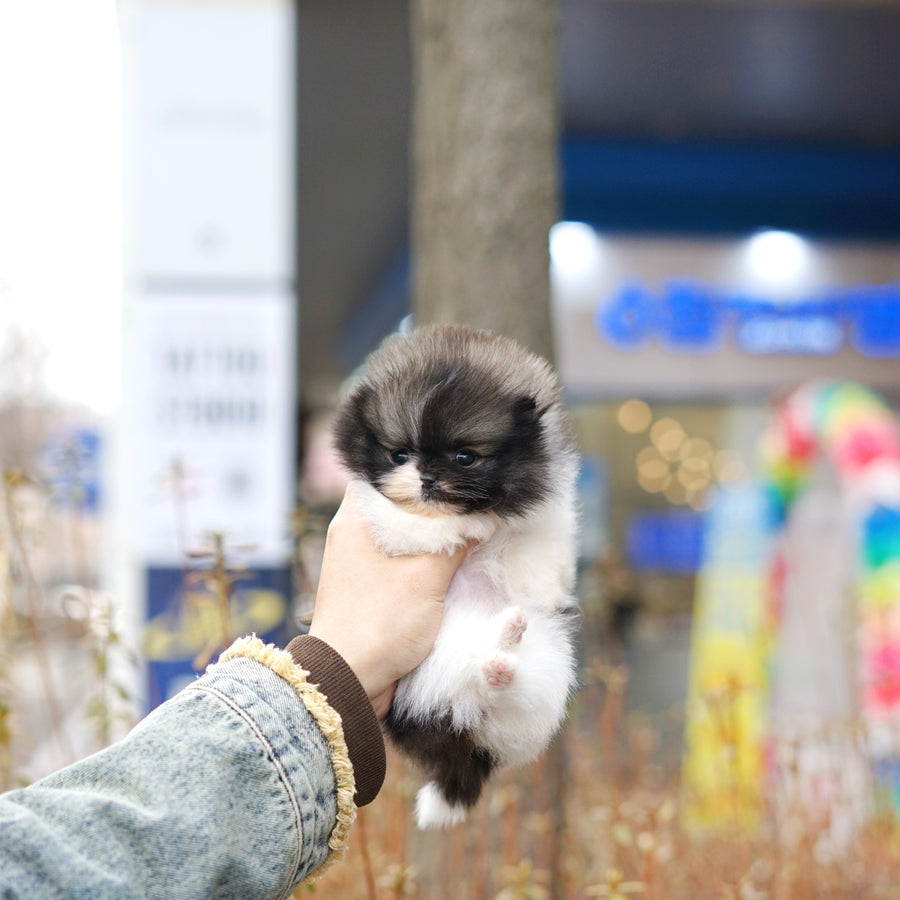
xmin=482 ymin=651 xmax=516 ymax=688
xmin=499 ymin=607 xmax=527 ymax=649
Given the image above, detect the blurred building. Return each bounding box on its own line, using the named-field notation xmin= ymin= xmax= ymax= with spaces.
xmin=5 ymin=0 xmax=900 ymax=789
xmin=298 ymin=0 xmax=900 ymax=388
xmin=294 ymin=0 xmax=900 ymax=727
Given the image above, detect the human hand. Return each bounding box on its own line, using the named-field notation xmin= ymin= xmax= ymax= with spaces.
xmin=309 ymin=481 xmax=466 ymax=719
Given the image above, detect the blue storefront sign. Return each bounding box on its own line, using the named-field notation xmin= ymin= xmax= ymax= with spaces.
xmin=597 ymin=279 xmax=900 ymax=358
xmin=626 ymin=509 xmax=706 ymax=575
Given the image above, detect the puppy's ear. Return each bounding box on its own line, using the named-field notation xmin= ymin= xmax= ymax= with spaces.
xmin=513 ymin=396 xmax=540 ymax=423
xmin=333 ymin=384 xmax=375 ymax=463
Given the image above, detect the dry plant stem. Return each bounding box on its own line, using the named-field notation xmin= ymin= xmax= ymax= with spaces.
xmin=0 ymin=626 xmax=13 ymax=789
xmin=710 ymin=678 xmax=747 ymax=888
xmin=0 ymin=702 xmax=12 ymax=790
xmin=599 ymin=665 xmax=628 ymax=801
xmin=63 ymin=469 xmax=111 ymax=748
xmin=169 ymin=457 xmax=191 ymax=566
xmin=4 ymin=472 xmax=75 ymax=761
xmin=474 ymin=811 xmax=489 ymax=899
xmin=209 ymin=532 xmax=233 ymax=651
xmin=727 ymin=681 xmax=742 ymax=832
xmin=357 ymin=807 xmax=379 ymax=900
xmin=289 ymin=506 xmax=325 ymax=626
xmin=0 ymin=546 xmax=14 ymax=789
xmin=169 ymin=457 xmax=201 ymax=655
xmin=502 ymin=784 xmax=519 ymax=867
xmin=295 ymin=675 xmax=900 ymax=898
xmin=190 ymin=531 xmax=240 ymax=670
xmin=3 ymin=475 xmax=73 ymax=762
xmin=396 ymin=753 xmax=409 ymax=863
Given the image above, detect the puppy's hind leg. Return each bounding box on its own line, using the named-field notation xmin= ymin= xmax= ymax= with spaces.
xmin=386 ymin=708 xmax=496 ymax=828
xmin=415 ymin=743 xmax=495 ymax=828
xmin=498 ymin=606 xmax=527 ymax=648
xmin=480 ymin=606 xmax=528 ymax=689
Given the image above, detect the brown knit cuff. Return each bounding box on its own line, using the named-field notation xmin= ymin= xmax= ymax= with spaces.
xmin=284 ymin=634 xmax=386 ymax=806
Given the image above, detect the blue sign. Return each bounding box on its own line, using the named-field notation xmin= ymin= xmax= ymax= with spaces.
xmin=847 ymin=284 xmax=900 ymax=358
xmin=736 ymin=313 xmax=843 ymax=356
xmin=596 ymin=281 xmax=656 ymax=348
xmin=597 ymin=279 xmax=900 ymax=357
xmin=143 ymin=564 xmax=292 ymax=710
xmin=626 ymin=509 xmax=706 ymax=574
xmin=43 ymin=427 xmax=102 ymax=512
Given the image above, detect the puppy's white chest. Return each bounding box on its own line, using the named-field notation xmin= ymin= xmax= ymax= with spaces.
xmin=445 ymin=555 xmax=507 ymax=615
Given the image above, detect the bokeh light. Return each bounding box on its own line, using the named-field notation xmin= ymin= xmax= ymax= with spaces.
xmin=617 ymin=398 xmax=653 ymax=433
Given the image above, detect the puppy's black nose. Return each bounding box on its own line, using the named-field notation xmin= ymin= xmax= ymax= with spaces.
xmin=420 ymin=472 xmax=438 ymax=488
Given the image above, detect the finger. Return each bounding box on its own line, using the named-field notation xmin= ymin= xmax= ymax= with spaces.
xmin=449 ymin=542 xmax=468 ymax=564
xmin=341 ymin=478 xmax=366 ymax=507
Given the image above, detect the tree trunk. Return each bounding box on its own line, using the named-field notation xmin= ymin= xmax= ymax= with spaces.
xmin=410 ymin=0 xmax=559 ymax=361
xmin=408 ymin=4 xmax=568 ymax=898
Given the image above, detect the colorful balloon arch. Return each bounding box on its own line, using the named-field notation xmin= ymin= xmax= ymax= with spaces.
xmin=683 ymin=380 xmax=900 ymax=826
xmin=761 ymin=380 xmax=900 ymax=743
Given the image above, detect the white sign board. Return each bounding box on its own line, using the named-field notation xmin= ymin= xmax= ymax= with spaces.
xmin=136 ymin=1 xmax=294 ymax=279
xmin=132 ymin=292 xmax=295 ymax=566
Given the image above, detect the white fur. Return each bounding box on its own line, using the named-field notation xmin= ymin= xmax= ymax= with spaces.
xmin=350 ymin=445 xmax=579 ymax=826
xmin=415 ymin=782 xmax=468 ymax=828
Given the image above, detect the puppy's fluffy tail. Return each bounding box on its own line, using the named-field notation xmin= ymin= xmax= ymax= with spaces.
xmin=415 ymin=782 xmax=468 ymax=829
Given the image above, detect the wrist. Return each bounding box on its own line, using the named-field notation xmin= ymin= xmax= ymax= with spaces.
xmin=307 ymin=625 xmax=394 ymax=715
xmin=285 ymin=634 xmax=386 ymax=806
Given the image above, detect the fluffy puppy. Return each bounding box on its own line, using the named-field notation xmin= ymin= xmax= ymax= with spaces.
xmin=333 ymin=323 xmax=579 ymax=827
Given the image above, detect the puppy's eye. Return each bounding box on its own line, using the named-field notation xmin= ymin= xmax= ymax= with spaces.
xmin=390 ymin=448 xmax=411 ymax=465
xmin=455 ymin=449 xmax=478 ymax=468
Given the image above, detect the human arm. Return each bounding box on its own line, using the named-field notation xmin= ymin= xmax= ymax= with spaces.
xmin=0 ymin=483 xmax=464 ymax=898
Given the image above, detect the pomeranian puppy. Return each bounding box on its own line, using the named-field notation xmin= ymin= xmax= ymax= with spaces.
xmin=333 ymin=323 xmax=579 ymax=827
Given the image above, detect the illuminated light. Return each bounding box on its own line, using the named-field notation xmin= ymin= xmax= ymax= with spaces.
xmin=618 ymin=398 xmax=653 ymax=434
xmin=637 ymin=445 xmax=664 ymax=468
xmin=657 ymin=434 xmax=685 ymax=461
xmin=639 ymin=458 xmax=671 ymax=482
xmin=680 ymin=437 xmax=714 ymax=463
xmin=636 ymin=447 xmax=671 ymax=490
xmin=650 ymin=417 xmax=684 ymax=443
xmin=714 ymin=449 xmax=750 ymax=483
xmin=636 ymin=445 xmax=671 ymax=488
xmin=638 ymin=469 xmax=670 ymax=493
xmin=549 ymin=221 xmax=604 ymax=281
xmin=651 ymin=418 xmax=686 ymax=461
xmin=664 ymin=480 xmax=688 ymax=505
xmin=677 ymin=462 xmax=711 ymax=491
xmin=680 ymin=455 xmax=711 ymax=476
xmin=687 ymin=489 xmax=714 ymax=512
xmin=741 ymin=229 xmax=812 ymax=293
xmin=678 ymin=473 xmax=711 ymax=493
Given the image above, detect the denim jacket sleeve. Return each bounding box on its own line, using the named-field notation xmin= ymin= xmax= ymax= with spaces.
xmin=0 ymin=634 xmax=386 ymax=899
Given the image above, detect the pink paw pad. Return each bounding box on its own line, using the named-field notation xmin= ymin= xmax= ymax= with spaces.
xmin=483 ymin=652 xmax=516 ymax=688
xmin=500 ymin=609 xmax=527 ymax=648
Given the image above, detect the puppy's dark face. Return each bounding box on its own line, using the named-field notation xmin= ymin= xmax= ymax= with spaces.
xmin=334 ymin=363 xmax=551 ymax=518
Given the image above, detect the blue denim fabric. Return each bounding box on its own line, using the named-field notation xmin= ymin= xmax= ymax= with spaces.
xmin=0 ymin=656 xmax=338 ymax=899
